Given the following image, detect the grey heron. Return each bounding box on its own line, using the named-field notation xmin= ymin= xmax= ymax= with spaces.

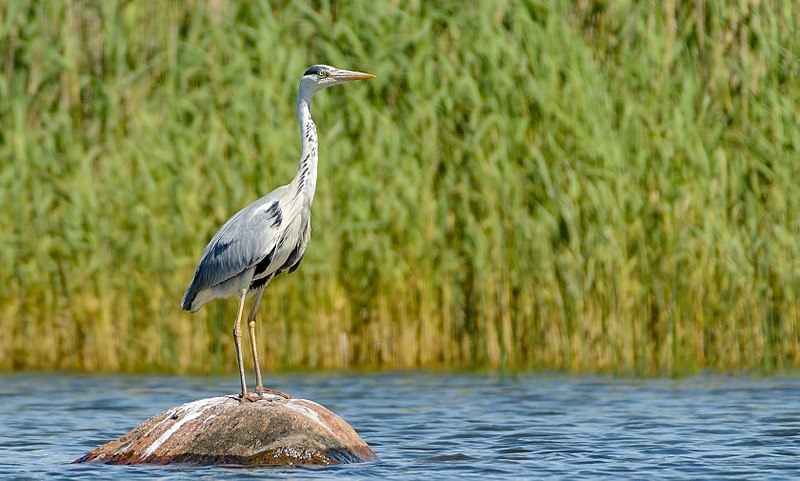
xmin=181 ymin=65 xmax=375 ymax=402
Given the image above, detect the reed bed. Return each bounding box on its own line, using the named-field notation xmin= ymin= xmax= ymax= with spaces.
xmin=0 ymin=0 xmax=798 ymax=374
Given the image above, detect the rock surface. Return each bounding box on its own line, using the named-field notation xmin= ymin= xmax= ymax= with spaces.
xmin=74 ymin=394 xmax=378 ymax=466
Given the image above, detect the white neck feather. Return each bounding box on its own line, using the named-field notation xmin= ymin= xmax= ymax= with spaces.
xmin=291 ymin=88 xmax=318 ymax=204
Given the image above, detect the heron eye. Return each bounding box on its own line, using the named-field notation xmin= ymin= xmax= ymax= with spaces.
xmin=319 ymin=71 xmax=329 ymax=78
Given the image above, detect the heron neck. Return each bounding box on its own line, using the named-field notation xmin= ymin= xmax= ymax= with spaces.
xmin=291 ymin=94 xmax=318 ymax=204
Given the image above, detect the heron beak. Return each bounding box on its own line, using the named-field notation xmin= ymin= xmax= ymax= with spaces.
xmin=331 ymin=69 xmax=376 ymax=81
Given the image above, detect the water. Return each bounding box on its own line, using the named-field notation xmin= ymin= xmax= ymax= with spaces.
xmin=1 ymin=372 xmax=799 ymax=480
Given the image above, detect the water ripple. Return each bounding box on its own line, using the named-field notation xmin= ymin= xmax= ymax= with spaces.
xmin=1 ymin=373 xmax=799 ymax=479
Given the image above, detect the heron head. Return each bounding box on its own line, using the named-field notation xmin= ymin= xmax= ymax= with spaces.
xmin=300 ymin=64 xmax=375 ymax=94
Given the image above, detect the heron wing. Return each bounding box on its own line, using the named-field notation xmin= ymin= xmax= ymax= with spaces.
xmin=181 ymin=187 xmax=288 ymax=308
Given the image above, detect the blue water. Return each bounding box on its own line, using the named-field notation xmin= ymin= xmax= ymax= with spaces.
xmin=1 ymin=372 xmax=799 ymax=479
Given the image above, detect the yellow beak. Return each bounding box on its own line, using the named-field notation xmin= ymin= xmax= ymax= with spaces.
xmin=331 ymin=69 xmax=376 ymax=81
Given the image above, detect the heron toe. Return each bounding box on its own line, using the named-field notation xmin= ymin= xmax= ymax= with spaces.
xmin=257 ymin=388 xmax=292 ymax=400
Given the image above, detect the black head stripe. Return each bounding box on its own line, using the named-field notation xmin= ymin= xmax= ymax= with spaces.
xmin=303 ymin=65 xmax=327 ymax=76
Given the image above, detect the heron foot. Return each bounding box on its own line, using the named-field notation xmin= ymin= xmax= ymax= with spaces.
xmin=255 ymin=386 xmax=292 ymax=399
xmin=238 ymin=391 xmax=263 ymax=404
xmin=238 ymin=389 xmax=291 ymax=403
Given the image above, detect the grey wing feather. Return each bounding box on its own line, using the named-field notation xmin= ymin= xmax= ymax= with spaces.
xmin=181 ymin=187 xmax=287 ymax=310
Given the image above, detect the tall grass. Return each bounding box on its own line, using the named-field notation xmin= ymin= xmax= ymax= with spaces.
xmin=0 ymin=0 xmax=798 ymax=374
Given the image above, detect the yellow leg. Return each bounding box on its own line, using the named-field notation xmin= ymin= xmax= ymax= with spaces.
xmin=246 ymin=289 xmax=291 ymax=399
xmin=232 ymin=288 xmax=249 ymax=402
xmin=247 ymin=288 xmax=265 ymax=393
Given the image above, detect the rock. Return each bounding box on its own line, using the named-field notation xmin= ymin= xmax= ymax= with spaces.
xmin=74 ymin=394 xmax=378 ymax=466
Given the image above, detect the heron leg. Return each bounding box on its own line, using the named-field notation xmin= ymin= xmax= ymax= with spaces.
xmin=233 ymin=288 xmax=251 ymax=403
xmin=247 ymin=288 xmax=266 ymax=393
xmin=246 ymin=289 xmax=292 ymax=400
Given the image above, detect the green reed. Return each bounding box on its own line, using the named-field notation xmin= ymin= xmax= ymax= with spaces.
xmin=0 ymin=0 xmax=798 ymax=374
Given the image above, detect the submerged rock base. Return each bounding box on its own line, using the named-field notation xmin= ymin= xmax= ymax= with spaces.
xmin=74 ymin=394 xmax=378 ymax=466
